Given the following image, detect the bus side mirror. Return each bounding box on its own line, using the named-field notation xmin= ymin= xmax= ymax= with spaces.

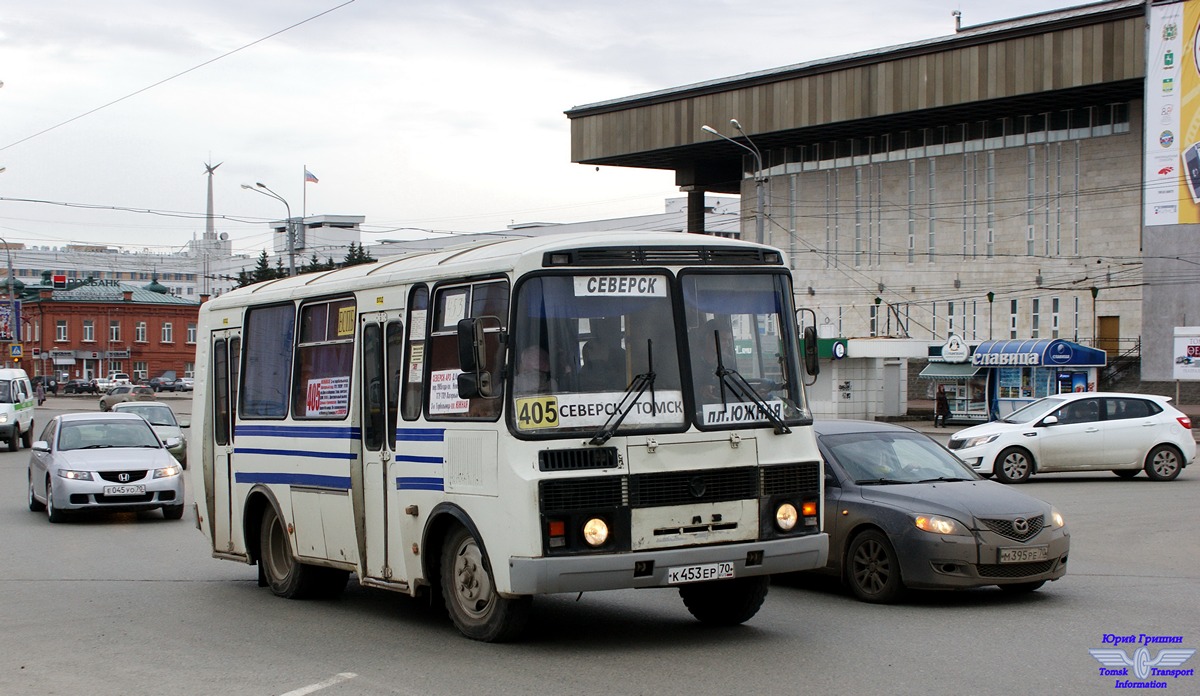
xmin=457 ymin=317 xmax=497 ymax=399
xmin=457 ymin=318 xmax=485 ymax=373
xmin=802 ymin=325 xmax=820 ymax=377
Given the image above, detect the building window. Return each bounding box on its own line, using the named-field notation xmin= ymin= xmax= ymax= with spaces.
xmin=133 ymin=361 xmax=148 ymax=380
xmin=82 ymin=320 xmax=95 ymax=342
xmin=110 ymin=320 xmax=120 ymax=343
xmin=136 ymin=322 xmax=147 ymax=342
xmin=1009 ymin=299 xmax=1019 ymax=339
xmin=108 ymin=361 xmax=123 ymax=375
xmin=186 ymin=323 xmax=197 ymax=344
xmin=1052 ymin=297 xmax=1061 ymax=339
xmin=184 ymin=362 xmax=195 ymax=377
xmin=56 ymin=320 xmax=68 ymax=342
xmin=1031 ymin=298 xmax=1041 ymax=339
xmin=161 ymin=322 xmax=173 ymax=343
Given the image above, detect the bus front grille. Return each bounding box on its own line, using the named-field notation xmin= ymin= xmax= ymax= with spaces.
xmin=539 ymin=447 xmax=619 ymax=472
xmin=629 ymin=467 xmax=757 ymax=507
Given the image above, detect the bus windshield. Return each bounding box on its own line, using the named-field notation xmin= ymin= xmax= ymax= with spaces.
xmin=510 ymin=270 xmax=809 ymax=436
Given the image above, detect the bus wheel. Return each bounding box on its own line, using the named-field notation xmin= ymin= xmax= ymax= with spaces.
xmin=440 ymin=526 xmax=530 ymax=642
xmin=259 ymin=505 xmax=348 ymax=600
xmin=679 ymin=575 xmax=769 ymax=626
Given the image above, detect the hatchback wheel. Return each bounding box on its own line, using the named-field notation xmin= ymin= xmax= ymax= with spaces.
xmin=1144 ymin=445 xmax=1183 ymax=482
xmin=845 ymin=530 xmax=904 ymax=603
xmin=994 ymin=447 xmax=1033 ymax=484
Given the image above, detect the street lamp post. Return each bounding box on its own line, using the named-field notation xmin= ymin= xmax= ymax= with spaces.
xmin=242 ymin=182 xmax=296 ymax=276
xmin=701 ymin=119 xmax=766 ymax=244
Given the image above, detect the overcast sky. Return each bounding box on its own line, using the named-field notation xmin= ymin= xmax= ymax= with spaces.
xmin=0 ymin=0 xmax=1087 ymax=258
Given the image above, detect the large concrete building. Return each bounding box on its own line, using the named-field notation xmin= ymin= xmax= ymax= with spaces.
xmin=566 ymin=0 xmax=1192 ymax=399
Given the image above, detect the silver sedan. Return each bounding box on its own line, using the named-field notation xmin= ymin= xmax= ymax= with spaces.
xmin=27 ymin=412 xmax=185 ymax=522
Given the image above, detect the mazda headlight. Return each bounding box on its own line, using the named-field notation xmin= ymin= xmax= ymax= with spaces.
xmin=57 ymin=469 xmax=93 ymax=481
xmin=914 ymin=514 xmax=968 ymax=536
xmin=153 ymin=465 xmax=181 ymax=479
xmin=1050 ymin=506 xmax=1065 ymax=528
xmin=961 ymin=434 xmax=999 ymax=449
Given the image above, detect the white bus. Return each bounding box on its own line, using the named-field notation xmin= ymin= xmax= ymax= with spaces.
xmin=191 ymin=231 xmax=828 ymax=641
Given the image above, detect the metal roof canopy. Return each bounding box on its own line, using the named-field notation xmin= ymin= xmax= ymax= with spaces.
xmin=918 ymin=363 xmax=984 ymax=379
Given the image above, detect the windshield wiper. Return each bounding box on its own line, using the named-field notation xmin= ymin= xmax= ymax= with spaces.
xmin=80 ymin=444 xmax=116 ymax=449
xmin=856 ymin=478 xmax=912 ymax=485
xmin=710 ymin=333 xmax=791 ymax=435
xmin=589 ymin=339 xmax=657 ymax=446
xmin=915 ymin=476 xmax=970 ymax=483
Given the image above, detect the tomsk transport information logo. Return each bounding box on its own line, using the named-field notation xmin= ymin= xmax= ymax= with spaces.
xmin=1089 ymin=632 xmax=1195 ymax=689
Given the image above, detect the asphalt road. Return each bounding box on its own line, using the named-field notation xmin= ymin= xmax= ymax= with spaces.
xmin=2 ymin=397 xmax=1197 ymax=696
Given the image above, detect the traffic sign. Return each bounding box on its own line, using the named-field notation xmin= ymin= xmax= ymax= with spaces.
xmin=9 ymin=344 xmax=22 ymax=358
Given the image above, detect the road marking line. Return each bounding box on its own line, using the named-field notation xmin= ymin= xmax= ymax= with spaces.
xmin=280 ymin=672 xmax=357 ymax=696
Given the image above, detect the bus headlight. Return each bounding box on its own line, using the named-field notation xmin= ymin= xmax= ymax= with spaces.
xmin=775 ymin=503 xmax=798 ymax=531
xmin=582 ymin=518 xmax=609 ymax=546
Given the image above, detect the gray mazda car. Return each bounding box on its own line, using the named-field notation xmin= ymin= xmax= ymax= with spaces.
xmin=811 ymin=420 xmax=1069 ymax=602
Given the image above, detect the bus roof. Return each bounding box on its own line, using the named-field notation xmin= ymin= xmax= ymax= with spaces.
xmin=207 ymin=230 xmax=784 ymax=310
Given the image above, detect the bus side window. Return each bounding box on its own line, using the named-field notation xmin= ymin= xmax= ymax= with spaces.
xmin=427 ymin=280 xmax=508 ymax=421
xmin=402 ymin=285 xmax=428 ymax=421
xmin=213 ymin=339 xmax=229 ymax=446
xmin=385 ymin=321 xmax=404 ymax=447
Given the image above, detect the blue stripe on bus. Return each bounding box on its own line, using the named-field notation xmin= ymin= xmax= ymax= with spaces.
xmin=236 ymin=424 xmax=361 ymax=440
xmin=396 ymin=428 xmax=445 ymax=442
xmin=394 ymin=454 xmax=444 ymax=465
xmin=397 ymin=476 xmax=444 ymax=491
xmin=235 ymin=472 xmax=352 ymax=489
xmin=234 ymin=447 xmax=358 ymax=460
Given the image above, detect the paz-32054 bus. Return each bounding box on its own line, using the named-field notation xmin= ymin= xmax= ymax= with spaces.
xmin=191 ymin=231 xmax=828 ymax=641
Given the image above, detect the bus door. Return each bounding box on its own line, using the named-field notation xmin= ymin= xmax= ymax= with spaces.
xmin=209 ymin=330 xmax=241 ymax=554
xmin=359 ymin=313 xmax=406 ymax=582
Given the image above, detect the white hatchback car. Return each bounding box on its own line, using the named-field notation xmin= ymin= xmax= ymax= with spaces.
xmin=948 ymin=392 xmax=1195 ymax=483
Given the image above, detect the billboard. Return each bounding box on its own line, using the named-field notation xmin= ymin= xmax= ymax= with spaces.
xmin=1173 ymin=326 xmax=1200 ymax=380
xmin=1146 ymin=0 xmax=1200 ymax=225
xmin=0 ymin=300 xmax=20 ymax=342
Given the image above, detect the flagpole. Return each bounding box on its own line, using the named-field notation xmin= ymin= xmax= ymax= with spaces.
xmin=302 ymin=164 xmax=307 ymax=219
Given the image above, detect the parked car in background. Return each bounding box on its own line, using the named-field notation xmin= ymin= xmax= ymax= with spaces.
xmin=99 ymin=385 xmax=155 ymax=411
xmin=112 ymin=402 xmax=188 ymax=467
xmin=148 ymin=372 xmax=177 ymax=392
xmin=949 ymin=392 xmax=1195 ymax=483
xmin=807 ymin=420 xmax=1069 ymax=602
xmin=62 ymin=379 xmax=98 ymax=395
xmin=109 ymin=372 xmax=132 ymax=387
xmin=27 ymin=412 xmax=185 ymax=521
xmin=173 ymin=377 xmax=194 ymax=392
xmin=32 ymin=376 xmax=59 ymax=395
xmin=92 ymin=376 xmax=113 ymax=393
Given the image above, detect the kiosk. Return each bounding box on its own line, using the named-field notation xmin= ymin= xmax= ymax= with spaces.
xmin=970 ymin=339 xmax=1107 ymax=420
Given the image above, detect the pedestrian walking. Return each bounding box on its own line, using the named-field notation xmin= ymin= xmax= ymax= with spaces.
xmin=36 ymin=382 xmax=46 ymax=406
xmin=934 ymin=384 xmax=950 ymax=428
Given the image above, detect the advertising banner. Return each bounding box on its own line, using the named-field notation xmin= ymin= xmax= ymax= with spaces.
xmin=0 ymin=300 xmax=20 ymax=342
xmin=1146 ymin=0 xmax=1200 ymax=225
xmin=1173 ymin=326 xmax=1200 ymax=380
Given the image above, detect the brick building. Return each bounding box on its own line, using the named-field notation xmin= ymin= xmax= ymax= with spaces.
xmin=11 ymin=273 xmax=203 ymax=383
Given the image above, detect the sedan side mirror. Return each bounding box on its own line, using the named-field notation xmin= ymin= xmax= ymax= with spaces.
xmin=163 ymin=436 xmax=182 ymax=449
xmin=32 ymin=441 xmax=50 ymax=453
xmin=1040 ymin=415 xmax=1059 ymax=427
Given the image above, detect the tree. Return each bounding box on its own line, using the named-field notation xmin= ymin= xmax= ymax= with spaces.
xmin=343 ymin=242 xmax=375 ymax=267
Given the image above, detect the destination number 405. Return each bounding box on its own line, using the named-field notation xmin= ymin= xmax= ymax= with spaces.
xmin=516 ymin=396 xmax=559 ymax=429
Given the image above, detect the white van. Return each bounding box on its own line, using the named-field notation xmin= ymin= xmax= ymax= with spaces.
xmin=0 ymin=368 xmax=36 ymax=451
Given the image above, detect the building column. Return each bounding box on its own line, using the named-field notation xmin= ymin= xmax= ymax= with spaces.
xmin=687 ymin=189 xmax=706 ymax=235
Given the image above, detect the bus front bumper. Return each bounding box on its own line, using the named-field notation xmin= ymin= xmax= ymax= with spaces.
xmin=507 ymin=533 xmax=828 ymax=595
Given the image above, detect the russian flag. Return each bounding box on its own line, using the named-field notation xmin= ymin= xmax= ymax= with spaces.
xmin=304 ymin=168 xmax=319 ymax=184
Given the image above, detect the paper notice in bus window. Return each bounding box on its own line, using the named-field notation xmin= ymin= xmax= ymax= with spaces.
xmin=429 ymin=369 xmax=469 ymax=414
xmin=573 ymin=276 xmax=667 ymax=297
xmin=409 ymin=310 xmax=427 ymax=340
xmin=442 ymin=293 xmax=466 ymax=330
xmin=304 ymin=376 xmax=351 ymax=417
xmin=407 ymin=344 xmax=425 ymax=381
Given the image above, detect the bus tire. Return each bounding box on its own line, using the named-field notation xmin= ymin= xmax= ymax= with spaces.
xmin=440 ymin=526 xmax=530 ymax=642
xmin=259 ymin=504 xmax=348 ymax=600
xmin=679 ymin=575 xmax=769 ymax=626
